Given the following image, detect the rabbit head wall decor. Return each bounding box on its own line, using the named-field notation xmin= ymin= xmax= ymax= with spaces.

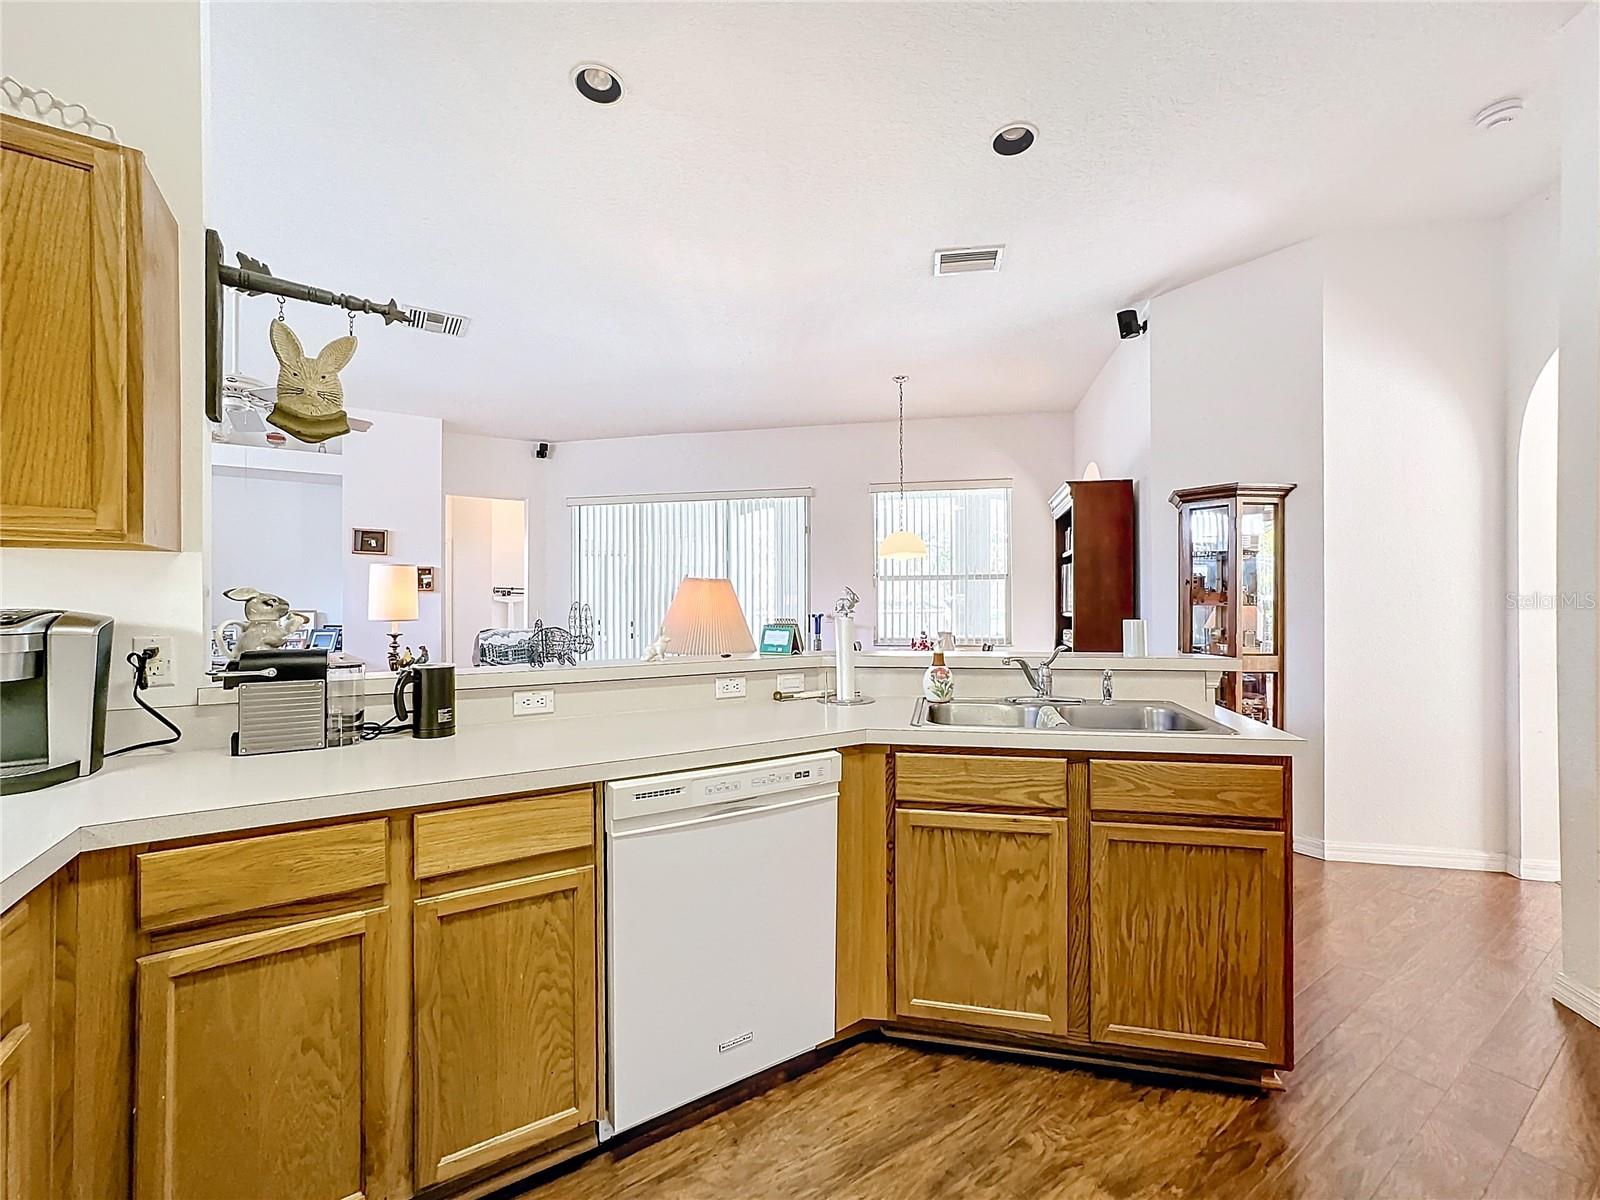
xmin=215 ymin=586 xmax=308 ymax=656
xmin=267 ymin=318 xmax=355 ymax=443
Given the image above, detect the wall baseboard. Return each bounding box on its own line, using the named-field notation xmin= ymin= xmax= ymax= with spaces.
xmin=1508 ymin=857 xmax=1562 ymax=882
xmin=1313 ymin=839 xmax=1507 ymax=873
xmin=1553 ymin=972 xmax=1600 ymax=1028
xmin=1292 ymin=836 xmax=1326 ymax=859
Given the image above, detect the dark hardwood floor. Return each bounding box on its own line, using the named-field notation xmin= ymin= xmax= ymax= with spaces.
xmin=519 ymin=857 xmax=1599 ymax=1200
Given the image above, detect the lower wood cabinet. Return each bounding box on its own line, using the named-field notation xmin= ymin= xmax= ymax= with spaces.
xmin=1089 ymin=822 xmax=1287 ymax=1064
xmin=133 ymin=908 xmax=394 ymax=1200
xmin=0 ymin=890 xmax=52 ymax=1200
xmin=413 ymin=867 xmax=597 ymax=1188
xmin=894 ymin=808 xmax=1068 ymax=1035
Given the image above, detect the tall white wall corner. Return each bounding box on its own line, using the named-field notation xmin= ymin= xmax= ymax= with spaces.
xmin=1555 ymin=2 xmax=1600 ymax=1020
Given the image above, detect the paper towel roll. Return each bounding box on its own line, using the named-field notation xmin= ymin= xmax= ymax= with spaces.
xmin=1122 ymin=618 xmax=1148 ymax=657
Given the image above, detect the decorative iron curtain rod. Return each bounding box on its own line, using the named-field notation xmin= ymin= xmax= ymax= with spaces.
xmin=204 ymin=227 xmax=411 ymax=421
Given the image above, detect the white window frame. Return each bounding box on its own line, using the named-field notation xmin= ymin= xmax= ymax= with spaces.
xmin=871 ymin=479 xmax=1013 ymax=648
xmin=569 ymin=488 xmax=812 ymax=659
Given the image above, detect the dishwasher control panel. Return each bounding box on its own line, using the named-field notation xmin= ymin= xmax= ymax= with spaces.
xmin=606 ymin=751 xmax=840 ymax=826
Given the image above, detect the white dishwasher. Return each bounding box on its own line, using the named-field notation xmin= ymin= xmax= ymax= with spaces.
xmin=604 ymin=750 xmax=839 ymax=1134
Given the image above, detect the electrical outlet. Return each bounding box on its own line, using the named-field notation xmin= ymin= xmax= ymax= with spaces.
xmin=131 ymin=636 xmax=174 ymax=687
xmin=775 ymin=673 xmax=805 ymax=693
xmin=714 ymin=676 xmax=747 ymax=699
xmin=513 ymin=689 xmax=554 ymax=716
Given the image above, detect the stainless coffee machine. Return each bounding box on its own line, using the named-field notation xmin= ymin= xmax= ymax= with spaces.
xmin=0 ymin=610 xmax=114 ymax=794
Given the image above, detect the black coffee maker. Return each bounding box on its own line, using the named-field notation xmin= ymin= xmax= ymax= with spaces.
xmin=393 ymin=662 xmax=455 ymax=739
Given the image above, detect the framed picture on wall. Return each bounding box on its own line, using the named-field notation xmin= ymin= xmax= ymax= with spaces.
xmin=352 ymin=528 xmax=388 ymax=555
xmin=416 ymin=565 xmax=437 ymax=593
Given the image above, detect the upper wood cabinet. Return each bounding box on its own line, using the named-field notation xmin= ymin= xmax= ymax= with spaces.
xmin=894 ymin=808 xmax=1068 ymax=1035
xmin=1089 ymin=821 xmax=1288 ymax=1065
xmin=133 ymin=907 xmax=395 ymax=1200
xmin=0 ymin=118 xmax=180 ymax=549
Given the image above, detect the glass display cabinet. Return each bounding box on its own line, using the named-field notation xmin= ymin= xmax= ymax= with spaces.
xmin=1170 ymin=482 xmax=1295 ymax=727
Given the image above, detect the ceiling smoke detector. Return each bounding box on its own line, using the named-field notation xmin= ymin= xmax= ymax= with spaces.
xmin=573 ymin=63 xmax=623 ymax=104
xmin=1473 ymin=98 xmax=1523 ymax=130
xmin=992 ymin=123 xmax=1037 ymax=156
xmin=933 ymin=245 xmax=1004 ymax=276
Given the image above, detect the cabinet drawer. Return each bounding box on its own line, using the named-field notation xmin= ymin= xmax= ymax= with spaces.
xmin=137 ymin=819 xmax=388 ymax=931
xmin=894 ymin=753 xmax=1065 ymax=811
xmin=414 ymin=789 xmax=593 ymax=880
xmin=1090 ymin=760 xmax=1284 ymax=820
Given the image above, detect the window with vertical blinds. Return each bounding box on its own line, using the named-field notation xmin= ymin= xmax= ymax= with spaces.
xmin=571 ymin=491 xmax=810 ymax=660
xmin=873 ymin=483 xmax=1012 ymax=646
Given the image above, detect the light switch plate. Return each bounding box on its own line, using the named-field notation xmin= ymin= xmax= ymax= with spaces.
xmin=775 ymin=673 xmax=805 ymax=693
xmin=713 ymin=676 xmax=747 ymax=699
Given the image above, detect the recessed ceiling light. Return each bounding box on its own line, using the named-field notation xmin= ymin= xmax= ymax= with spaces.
xmin=992 ymin=123 xmax=1037 ymax=156
xmin=574 ymin=63 xmax=623 ymax=105
xmin=1473 ymin=98 xmax=1523 ymax=130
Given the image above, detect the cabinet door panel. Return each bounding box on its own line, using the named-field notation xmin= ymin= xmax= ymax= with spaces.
xmin=414 ymin=867 xmax=596 ymax=1187
xmin=0 ymin=1023 xmax=28 ymax=1200
xmin=0 ymin=121 xmax=129 ymax=538
xmin=134 ymin=909 xmax=390 ymax=1200
xmin=894 ymin=809 xmax=1067 ymax=1034
xmin=1090 ymin=823 xmax=1286 ymax=1064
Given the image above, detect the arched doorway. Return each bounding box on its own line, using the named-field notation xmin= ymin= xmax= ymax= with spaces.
xmin=1515 ymin=351 xmax=1559 ymax=880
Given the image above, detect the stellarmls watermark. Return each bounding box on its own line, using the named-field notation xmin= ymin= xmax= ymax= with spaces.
xmin=1506 ymin=591 xmax=1598 ymax=610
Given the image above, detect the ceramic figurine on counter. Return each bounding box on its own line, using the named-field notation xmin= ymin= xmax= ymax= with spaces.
xmin=922 ymin=649 xmax=955 ymax=703
xmin=641 ymin=633 xmax=670 ymax=661
xmin=215 ymin=586 xmax=308 ymax=655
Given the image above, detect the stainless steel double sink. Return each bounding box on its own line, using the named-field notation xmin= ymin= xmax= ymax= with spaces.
xmin=910 ymin=697 xmax=1236 ymax=735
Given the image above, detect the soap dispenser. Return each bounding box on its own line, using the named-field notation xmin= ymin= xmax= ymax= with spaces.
xmin=922 ymin=650 xmax=955 ymax=703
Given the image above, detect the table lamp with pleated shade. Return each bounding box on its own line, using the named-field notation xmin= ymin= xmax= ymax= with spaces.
xmin=659 ymin=577 xmax=756 ymax=656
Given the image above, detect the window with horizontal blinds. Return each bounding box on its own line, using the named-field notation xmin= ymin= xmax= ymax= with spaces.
xmin=873 ymin=485 xmax=1012 ymax=645
xmin=571 ymin=493 xmax=809 ymax=660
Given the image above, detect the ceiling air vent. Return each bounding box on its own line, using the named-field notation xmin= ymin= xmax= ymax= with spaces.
xmin=403 ymin=304 xmax=472 ymax=337
xmin=933 ymin=245 xmax=1004 ymax=276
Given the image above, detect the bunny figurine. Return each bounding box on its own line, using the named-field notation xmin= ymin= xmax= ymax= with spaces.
xmin=215 ymin=587 xmax=308 ymax=656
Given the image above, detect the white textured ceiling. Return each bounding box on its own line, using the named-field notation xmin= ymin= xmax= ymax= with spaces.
xmin=207 ymin=2 xmax=1573 ymax=441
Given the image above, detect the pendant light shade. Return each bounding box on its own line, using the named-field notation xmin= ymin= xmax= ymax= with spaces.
xmin=878 ymin=374 xmax=927 ymax=560
xmin=878 ymin=529 xmax=927 ymax=559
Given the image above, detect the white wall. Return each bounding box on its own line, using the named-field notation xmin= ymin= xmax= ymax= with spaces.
xmin=1504 ymin=186 xmax=1563 ymax=880
xmin=1070 ymin=338 xmax=1156 ymax=621
xmin=537 ymin=413 xmax=1073 ymax=650
xmin=1322 ymin=223 xmax=1508 ymax=865
xmin=1555 ymin=3 xmax=1600 ymax=1021
xmin=442 ymin=432 xmax=547 ymax=600
xmin=0 ymin=1 xmax=209 ymax=710
xmin=1147 ymin=241 xmax=1327 ymax=843
xmin=340 ymin=408 xmax=444 ymax=666
xmin=445 ymin=496 xmax=527 ymax=662
xmin=1517 ymin=357 xmax=1560 ymax=879
xmin=210 ymin=469 xmax=343 ymax=631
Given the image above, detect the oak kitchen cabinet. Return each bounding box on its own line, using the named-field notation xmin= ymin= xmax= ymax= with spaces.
xmin=0 ymin=888 xmax=51 ymax=1200
xmin=411 ymin=790 xmax=599 ymax=1189
xmin=131 ymin=821 xmax=398 ymax=1200
xmin=0 ymin=117 xmax=180 ymax=550
xmin=1087 ymin=758 xmax=1290 ymax=1066
xmin=894 ymin=808 xmax=1069 ymax=1035
xmin=888 ymin=748 xmax=1292 ymax=1079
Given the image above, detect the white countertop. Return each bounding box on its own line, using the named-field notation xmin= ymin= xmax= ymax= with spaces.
xmin=1 ymin=695 xmax=1296 ymax=911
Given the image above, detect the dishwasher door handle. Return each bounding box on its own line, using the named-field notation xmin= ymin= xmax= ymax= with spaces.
xmin=610 ymin=789 xmax=837 ymax=839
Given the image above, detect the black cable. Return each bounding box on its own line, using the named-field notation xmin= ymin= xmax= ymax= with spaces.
xmin=105 ymin=649 xmax=183 ymax=757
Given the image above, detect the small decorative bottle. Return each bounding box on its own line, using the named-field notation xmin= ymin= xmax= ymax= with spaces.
xmin=922 ymin=650 xmax=955 ymax=703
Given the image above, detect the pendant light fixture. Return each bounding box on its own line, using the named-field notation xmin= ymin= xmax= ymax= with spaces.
xmin=878 ymin=374 xmax=927 ymax=560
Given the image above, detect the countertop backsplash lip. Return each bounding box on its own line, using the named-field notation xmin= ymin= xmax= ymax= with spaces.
xmin=2 ymin=696 xmax=1297 ymax=913
xmin=192 ymin=651 xmax=1241 ymax=705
